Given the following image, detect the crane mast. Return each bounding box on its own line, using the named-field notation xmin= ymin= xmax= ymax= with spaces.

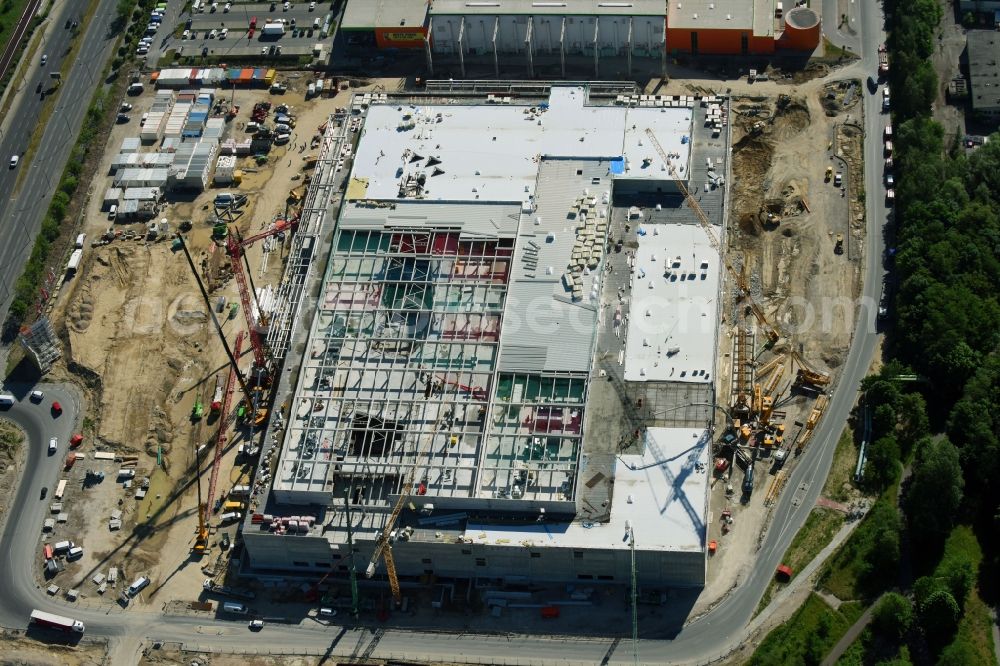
xmin=365 ymin=482 xmax=412 ymax=606
xmin=643 ymin=128 xmax=781 ymax=347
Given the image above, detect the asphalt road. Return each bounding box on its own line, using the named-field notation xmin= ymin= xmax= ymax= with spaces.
xmin=0 ymin=0 xmax=120 ymax=321
xmin=0 ymin=4 xmax=76 ymax=242
xmin=0 ymin=6 xmax=890 ymax=665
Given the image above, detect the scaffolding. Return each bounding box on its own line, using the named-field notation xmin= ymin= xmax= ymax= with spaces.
xmin=19 ymin=317 xmax=61 ymax=373
xmin=265 ymin=114 xmax=350 ymax=362
xmin=274 ymin=219 xmax=590 ymax=509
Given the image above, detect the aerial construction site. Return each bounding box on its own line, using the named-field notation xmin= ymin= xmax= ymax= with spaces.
xmin=24 ymin=71 xmax=867 ymax=621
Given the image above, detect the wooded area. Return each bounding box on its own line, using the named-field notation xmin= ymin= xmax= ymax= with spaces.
xmin=847 ymin=0 xmax=1000 ymax=660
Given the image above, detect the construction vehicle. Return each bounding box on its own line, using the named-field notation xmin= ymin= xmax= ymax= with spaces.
xmin=645 ymin=128 xmax=781 ymax=349
xmin=192 ymin=397 xmax=204 ymax=420
xmin=791 ymin=350 xmax=831 ymax=389
xmin=210 ymin=375 xmax=224 ymax=413
xmin=365 ymin=482 xmax=412 ymax=606
xmin=223 ymin=218 xmax=296 ymax=382
xmin=825 ymin=166 xmax=833 ymax=182
xmin=834 ymin=234 xmax=844 ymax=254
xmin=195 ymin=332 xmax=246 ymax=554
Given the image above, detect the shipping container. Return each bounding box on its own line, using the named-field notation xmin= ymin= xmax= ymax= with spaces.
xmin=54 ymin=479 xmax=67 ymax=500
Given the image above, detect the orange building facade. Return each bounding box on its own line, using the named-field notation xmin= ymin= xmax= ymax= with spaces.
xmin=665 ymin=1 xmax=819 ymax=55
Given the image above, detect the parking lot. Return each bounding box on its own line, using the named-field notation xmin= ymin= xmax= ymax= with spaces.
xmin=138 ymin=0 xmax=335 ymax=65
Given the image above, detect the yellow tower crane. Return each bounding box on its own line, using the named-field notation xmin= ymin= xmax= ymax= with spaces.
xmin=365 ymin=482 xmax=412 ymax=606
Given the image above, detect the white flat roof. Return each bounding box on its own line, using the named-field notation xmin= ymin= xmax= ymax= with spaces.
xmin=465 ymin=427 xmax=710 ymax=552
xmin=623 ymin=222 xmax=720 ymax=383
xmin=349 ymin=86 xmax=692 ymax=204
xmin=430 ymin=0 xmax=666 ymax=16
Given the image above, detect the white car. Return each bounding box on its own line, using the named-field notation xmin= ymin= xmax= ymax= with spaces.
xmin=209 ymin=28 xmax=218 ymax=38
xmin=40 ymin=54 xmax=47 ymax=65
xmin=309 ymin=1 xmax=316 ymax=9
xmin=120 ymin=102 xmax=133 ymax=112
xmin=283 ymin=1 xmax=290 ymax=9
xmin=30 ymin=390 xmax=44 ymax=401
xmin=9 ymin=155 xmax=18 ymax=168
xmin=225 ymin=2 xmax=232 ymax=11
xmin=182 ymin=29 xmax=190 ymax=39
xmin=219 ymin=27 xmax=228 ymax=38
xmin=48 ymin=437 xmax=57 ymax=454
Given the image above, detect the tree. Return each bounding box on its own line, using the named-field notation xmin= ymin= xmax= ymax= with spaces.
xmin=865 ymin=435 xmax=901 ymax=490
xmin=919 ymin=589 xmax=960 ymax=647
xmin=873 ymin=592 xmax=913 ymax=639
xmin=905 ymin=438 xmax=964 ymax=545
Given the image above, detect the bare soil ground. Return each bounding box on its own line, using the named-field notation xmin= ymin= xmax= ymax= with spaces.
xmin=0 ymin=419 xmax=24 ymax=528
xmin=666 ymin=70 xmax=867 ymax=614
xmin=36 ymin=74 xmax=368 ymax=607
xmin=34 ymin=74 xmax=406 ymax=610
xmin=0 ymin=630 xmax=107 ymax=665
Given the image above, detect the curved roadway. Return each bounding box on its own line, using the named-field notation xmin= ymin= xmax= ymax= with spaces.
xmin=0 ymin=6 xmax=888 ymax=665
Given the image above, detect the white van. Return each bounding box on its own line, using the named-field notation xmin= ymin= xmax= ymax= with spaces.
xmin=223 ymin=601 xmax=247 ymax=614
xmin=75 ymin=233 xmax=86 ymax=248
xmin=128 ymin=576 xmax=150 ymax=597
xmin=67 ymin=546 xmax=84 ymax=560
xmin=53 ymin=540 xmax=74 ymax=553
xmin=0 ymin=393 xmax=14 ymax=406
xmin=108 ymin=204 xmax=117 ymax=220
xmin=229 ymin=485 xmax=250 ymax=497
xmin=219 ymin=512 xmax=242 ymax=524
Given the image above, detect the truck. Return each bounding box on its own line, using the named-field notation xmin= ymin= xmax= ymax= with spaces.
xmin=67 ymin=248 xmax=83 ymax=273
xmin=878 ymin=44 xmax=889 ymax=76
xmin=30 ymin=609 xmax=85 ymax=634
xmin=261 ymin=21 xmax=285 ymax=36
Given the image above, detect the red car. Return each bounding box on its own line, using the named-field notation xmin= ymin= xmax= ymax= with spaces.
xmin=69 ymin=434 xmax=83 ymax=448
xmin=50 ymin=401 xmax=62 ymax=416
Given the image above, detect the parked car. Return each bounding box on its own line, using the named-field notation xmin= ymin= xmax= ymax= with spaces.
xmin=120 ymin=102 xmax=133 ymax=112
xmin=30 ymin=390 xmax=44 ymax=402
xmin=40 ymin=487 xmax=48 ymax=500
xmin=248 ymin=619 xmax=264 ymax=630
xmin=9 ymin=155 xmax=18 ymax=169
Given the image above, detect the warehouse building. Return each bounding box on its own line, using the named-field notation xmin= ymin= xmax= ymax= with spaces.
xmin=339 ymin=0 xmax=819 ymax=72
xmin=665 ymin=0 xmax=820 ymax=55
xmin=967 ymin=30 xmax=1000 ymax=116
xmin=243 ymin=84 xmax=729 ymax=591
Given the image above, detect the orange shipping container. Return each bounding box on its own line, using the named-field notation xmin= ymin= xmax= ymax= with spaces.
xmin=238 ymin=68 xmax=254 ymax=84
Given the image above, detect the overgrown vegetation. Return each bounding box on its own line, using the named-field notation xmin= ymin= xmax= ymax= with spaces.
xmin=750 ymin=594 xmax=863 ymax=666
xmin=0 ymin=419 xmax=23 ymax=458
xmin=811 ymin=0 xmax=1000 ymax=660
xmin=819 ymin=497 xmax=901 ymax=600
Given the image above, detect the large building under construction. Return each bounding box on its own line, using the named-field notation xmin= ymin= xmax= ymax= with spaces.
xmin=242 ymin=83 xmax=731 ymax=591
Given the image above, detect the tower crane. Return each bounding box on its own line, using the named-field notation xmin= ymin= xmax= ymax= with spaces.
xmin=644 ymin=128 xmax=781 ymax=347
xmin=365 ymin=482 xmax=412 ymax=606
xmin=195 ymin=331 xmax=246 ymax=554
